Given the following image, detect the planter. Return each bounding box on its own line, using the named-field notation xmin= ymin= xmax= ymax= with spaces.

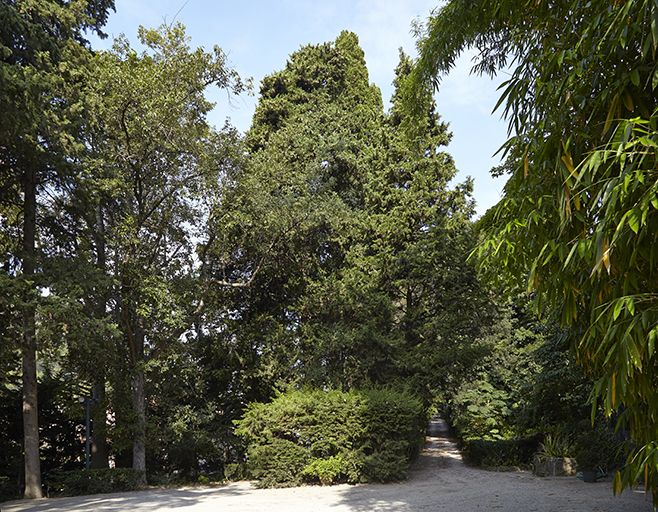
xmin=533 ymin=456 xmax=578 ymax=477
xmin=582 ymin=470 xmax=597 ymax=483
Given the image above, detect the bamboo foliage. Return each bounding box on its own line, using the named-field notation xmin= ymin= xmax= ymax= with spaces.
xmin=413 ymin=0 xmax=658 ymax=502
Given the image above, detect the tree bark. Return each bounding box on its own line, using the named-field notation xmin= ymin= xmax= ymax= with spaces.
xmin=90 ymin=205 xmax=110 ymax=470
xmin=90 ymin=381 xmax=109 ymax=469
xmin=131 ymin=370 xmax=147 ymax=482
xmin=22 ymin=344 xmax=41 ymax=498
xmin=22 ymin=166 xmax=42 ymax=499
xmin=126 ymin=307 xmax=147 ymax=482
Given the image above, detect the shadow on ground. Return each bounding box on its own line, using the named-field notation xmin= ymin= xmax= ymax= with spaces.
xmin=2 ymin=485 xmax=249 ymax=512
xmin=2 ymin=418 xmax=654 ymax=512
xmin=332 ymin=417 xmax=654 ymax=512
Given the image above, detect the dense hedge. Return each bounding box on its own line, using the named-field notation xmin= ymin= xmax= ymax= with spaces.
xmin=44 ymin=468 xmax=145 ymax=497
xmin=234 ymin=387 xmax=425 ymax=488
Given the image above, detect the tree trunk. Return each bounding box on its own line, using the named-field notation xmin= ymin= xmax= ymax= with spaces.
xmin=22 ymin=166 xmax=42 ymax=499
xmin=122 ymin=272 xmax=148 ymax=481
xmin=22 ymin=344 xmax=41 ymax=498
xmin=90 ymin=205 xmax=109 ymax=470
xmin=90 ymin=381 xmax=109 ymax=469
xmin=131 ymin=369 xmax=147 ymax=482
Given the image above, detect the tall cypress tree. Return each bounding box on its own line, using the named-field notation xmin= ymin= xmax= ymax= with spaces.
xmin=217 ymin=34 xmax=491 ymax=397
xmin=0 ymin=0 xmax=114 ymax=498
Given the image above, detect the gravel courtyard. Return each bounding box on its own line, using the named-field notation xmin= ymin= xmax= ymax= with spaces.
xmin=3 ymin=418 xmax=653 ymax=512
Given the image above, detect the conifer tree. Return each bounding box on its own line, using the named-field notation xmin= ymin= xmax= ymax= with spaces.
xmin=219 ymin=34 xmax=490 ymax=398
xmin=0 ymin=0 xmax=114 ymax=497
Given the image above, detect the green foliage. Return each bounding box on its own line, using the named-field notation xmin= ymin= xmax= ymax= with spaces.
xmin=223 ymin=463 xmax=248 ymax=482
xmin=144 ymin=347 xmax=245 ymax=480
xmin=0 ymin=476 xmax=19 ymax=503
xmin=575 ymin=450 xmax=600 ymax=472
xmin=537 ymin=434 xmax=576 ymax=460
xmin=0 ymin=17 xmax=493 ymax=491
xmin=462 ymin=437 xmax=540 ymax=468
xmin=235 ymin=387 xmax=424 ymax=488
xmin=573 ymin=419 xmax=624 ymax=473
xmin=43 ymin=468 xmax=145 ymax=497
xmin=450 ymin=381 xmax=513 ymax=441
xmin=77 ymin=22 xmax=249 ymax=474
xmin=0 ymin=365 xmax=108 ymax=500
xmin=514 ymin=330 xmax=593 ymax=433
xmin=0 ymin=374 xmax=22 ymax=498
xmin=301 ymin=455 xmax=344 ymax=485
xmin=221 ymin=33 xmax=491 ymax=409
xmin=1 ymin=0 xmax=115 ymax=497
xmin=246 ymin=439 xmax=309 ymax=488
xmin=445 ymin=297 xmax=544 ymax=442
xmin=413 ymin=0 xmax=658 ymax=502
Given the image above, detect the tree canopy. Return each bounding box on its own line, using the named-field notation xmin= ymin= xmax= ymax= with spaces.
xmin=412 ymin=0 xmax=658 ymax=502
xmin=3 ymin=2 xmax=630 ymax=498
xmin=1 ymin=0 xmax=115 ymax=498
xmin=216 ymin=32 xmax=489 ymax=400
xmin=79 ymin=22 xmax=248 ymax=478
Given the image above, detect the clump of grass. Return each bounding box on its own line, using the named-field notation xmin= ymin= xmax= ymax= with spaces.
xmin=536 ymin=434 xmax=575 ymax=460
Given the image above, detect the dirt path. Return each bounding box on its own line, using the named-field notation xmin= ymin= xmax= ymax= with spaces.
xmin=2 ymin=418 xmax=654 ymax=512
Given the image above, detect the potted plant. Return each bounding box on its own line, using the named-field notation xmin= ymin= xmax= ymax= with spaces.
xmin=533 ymin=434 xmax=577 ymax=477
xmin=576 ymin=449 xmax=599 ymax=483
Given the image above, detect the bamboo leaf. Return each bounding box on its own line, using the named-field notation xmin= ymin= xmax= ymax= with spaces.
xmin=611 ymin=373 xmax=618 ymax=409
xmin=561 ymin=153 xmax=576 ymax=176
xmin=653 ymin=1 xmax=658 ymax=52
xmin=622 ymin=91 xmax=634 ymax=111
xmin=628 ymin=211 xmax=640 ymax=234
xmin=603 ymin=237 xmax=611 ymax=274
xmin=613 ymin=299 xmax=624 ymax=320
xmin=604 ymin=93 xmax=620 ymax=134
xmin=631 ymin=69 xmax=640 ymax=86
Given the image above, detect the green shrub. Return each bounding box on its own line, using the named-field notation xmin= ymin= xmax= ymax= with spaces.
xmin=301 ymin=454 xmax=344 ymax=485
xmin=247 ymin=438 xmax=309 ymax=488
xmin=235 ymin=387 xmax=425 ymax=487
xmin=576 ymin=449 xmax=600 ymax=471
xmin=223 ymin=463 xmax=248 ymax=481
xmin=574 ymin=419 xmax=624 ymax=472
xmin=44 ymin=468 xmax=145 ymax=497
xmin=0 ymin=476 xmax=20 ymax=503
xmin=463 ymin=436 xmax=540 ymax=467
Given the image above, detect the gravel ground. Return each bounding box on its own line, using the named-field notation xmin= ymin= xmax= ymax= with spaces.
xmin=2 ymin=418 xmax=654 ymax=512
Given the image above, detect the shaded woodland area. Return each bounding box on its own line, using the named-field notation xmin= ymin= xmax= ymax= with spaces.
xmin=1 ymin=0 xmax=656 ymax=506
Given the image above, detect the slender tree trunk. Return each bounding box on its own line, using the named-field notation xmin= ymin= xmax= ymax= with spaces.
xmin=131 ymin=369 xmax=147 ymax=481
xmin=90 ymin=205 xmax=109 ymax=470
xmin=127 ymin=309 xmax=147 ymax=483
xmin=90 ymin=381 xmax=109 ymax=469
xmin=22 ymin=166 xmax=42 ymax=499
xmin=22 ymin=343 xmax=40 ymax=498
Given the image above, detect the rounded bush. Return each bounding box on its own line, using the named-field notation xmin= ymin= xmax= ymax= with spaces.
xmin=234 ymin=387 xmax=425 ymax=487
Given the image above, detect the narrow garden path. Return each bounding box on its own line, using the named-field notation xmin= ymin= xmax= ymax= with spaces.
xmin=2 ymin=417 xmax=654 ymax=512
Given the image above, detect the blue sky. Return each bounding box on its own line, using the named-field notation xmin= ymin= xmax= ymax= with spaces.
xmin=88 ymin=0 xmax=509 ymax=216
